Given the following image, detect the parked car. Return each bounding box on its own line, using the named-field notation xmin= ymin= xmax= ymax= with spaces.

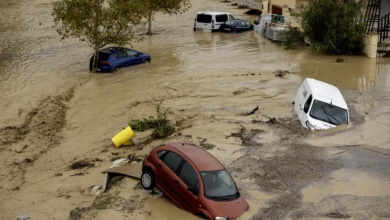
xmin=194 ymin=11 xmax=235 ymax=32
xmin=89 ymin=47 xmax=151 ymax=73
xmin=294 ymin=78 xmax=349 ymax=130
xmin=141 ymin=142 xmax=249 ymax=220
xmin=219 ymin=19 xmax=254 ymax=33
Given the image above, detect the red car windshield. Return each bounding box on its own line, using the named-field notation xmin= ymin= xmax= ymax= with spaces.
xmin=200 ymin=169 xmax=239 ymax=201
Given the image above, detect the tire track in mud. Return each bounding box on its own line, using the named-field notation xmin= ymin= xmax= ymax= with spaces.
xmin=229 ymin=118 xmax=342 ymax=219
xmin=227 ymin=109 xmax=387 ymax=220
xmin=0 ymin=88 xmax=74 ymax=191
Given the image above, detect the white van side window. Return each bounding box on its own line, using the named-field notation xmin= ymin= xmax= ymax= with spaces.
xmin=303 ymin=95 xmax=312 ymax=113
xmin=215 ymin=14 xmax=229 ymax=22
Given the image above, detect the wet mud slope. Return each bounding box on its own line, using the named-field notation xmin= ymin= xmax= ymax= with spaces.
xmin=231 ymin=116 xmax=390 ymax=219
xmin=0 ymin=89 xmax=74 ymax=191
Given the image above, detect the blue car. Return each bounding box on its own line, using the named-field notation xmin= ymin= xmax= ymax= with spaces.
xmin=219 ymin=19 xmax=254 ymax=33
xmin=89 ymin=47 xmax=151 ymax=72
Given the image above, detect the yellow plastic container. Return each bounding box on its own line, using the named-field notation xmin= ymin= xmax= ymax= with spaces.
xmin=111 ymin=126 xmax=135 ymax=147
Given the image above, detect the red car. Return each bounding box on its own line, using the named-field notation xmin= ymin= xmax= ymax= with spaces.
xmin=141 ymin=142 xmax=249 ymax=220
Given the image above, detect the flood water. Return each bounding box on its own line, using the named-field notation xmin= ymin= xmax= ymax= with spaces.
xmin=1 ymin=0 xmax=390 ymax=219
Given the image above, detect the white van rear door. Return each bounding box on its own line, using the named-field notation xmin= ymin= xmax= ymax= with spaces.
xmin=195 ymin=13 xmax=212 ymax=32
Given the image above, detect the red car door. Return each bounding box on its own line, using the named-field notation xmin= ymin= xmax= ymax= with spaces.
xmin=176 ymin=161 xmax=200 ymax=213
xmin=157 ymin=152 xmax=193 ymax=211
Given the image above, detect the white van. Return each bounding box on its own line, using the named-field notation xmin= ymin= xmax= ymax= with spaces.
xmin=294 ymin=78 xmax=349 ymax=130
xmin=194 ymin=11 xmax=235 ymax=32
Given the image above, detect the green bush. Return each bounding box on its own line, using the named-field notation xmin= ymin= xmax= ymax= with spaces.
xmin=283 ymin=26 xmax=305 ymax=49
xmin=295 ymin=0 xmax=366 ymax=55
xmin=129 ymin=101 xmax=175 ymax=139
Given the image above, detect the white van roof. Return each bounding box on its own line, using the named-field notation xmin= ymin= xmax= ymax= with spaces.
xmin=196 ymin=11 xmax=231 ymax=15
xmin=305 ymin=78 xmax=348 ymax=110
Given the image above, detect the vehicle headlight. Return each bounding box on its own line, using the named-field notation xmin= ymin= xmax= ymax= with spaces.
xmin=305 ymin=120 xmax=314 ymax=129
xmin=215 ymin=217 xmax=228 ymax=220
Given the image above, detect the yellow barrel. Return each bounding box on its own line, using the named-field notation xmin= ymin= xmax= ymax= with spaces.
xmin=111 ymin=126 xmax=135 ymax=147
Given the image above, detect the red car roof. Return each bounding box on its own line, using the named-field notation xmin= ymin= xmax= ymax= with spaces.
xmin=164 ymin=142 xmax=225 ymax=171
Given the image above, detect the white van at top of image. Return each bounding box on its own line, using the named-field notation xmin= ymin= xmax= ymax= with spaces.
xmin=294 ymin=78 xmax=349 ymax=130
xmin=194 ymin=11 xmax=235 ymax=32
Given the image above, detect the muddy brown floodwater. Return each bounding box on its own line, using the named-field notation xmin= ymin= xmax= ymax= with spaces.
xmin=1 ymin=0 xmax=390 ymax=220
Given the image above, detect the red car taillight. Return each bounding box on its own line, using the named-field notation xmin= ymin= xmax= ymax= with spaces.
xmin=101 ymin=61 xmax=110 ymax=65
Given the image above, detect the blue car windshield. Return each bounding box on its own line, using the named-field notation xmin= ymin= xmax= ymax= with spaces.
xmin=200 ymin=169 xmax=239 ymax=201
xmin=310 ymin=100 xmax=348 ymax=125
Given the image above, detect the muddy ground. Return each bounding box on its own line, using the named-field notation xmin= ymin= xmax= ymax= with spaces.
xmin=1 ymin=0 xmax=390 ymax=220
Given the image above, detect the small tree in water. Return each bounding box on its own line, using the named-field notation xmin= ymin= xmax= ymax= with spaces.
xmin=294 ymin=0 xmax=366 ymax=55
xmin=52 ymin=0 xmax=146 ymax=72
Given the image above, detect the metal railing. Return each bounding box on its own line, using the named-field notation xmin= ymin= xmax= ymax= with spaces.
xmin=365 ymin=0 xmax=390 ymax=44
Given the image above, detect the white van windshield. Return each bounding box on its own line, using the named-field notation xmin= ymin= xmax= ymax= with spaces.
xmin=310 ymin=100 xmax=348 ymax=125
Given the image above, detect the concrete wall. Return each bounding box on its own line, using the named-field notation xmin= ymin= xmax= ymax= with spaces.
xmin=263 ymin=1 xmax=269 ymax=14
xmin=364 ymin=33 xmax=378 ymax=58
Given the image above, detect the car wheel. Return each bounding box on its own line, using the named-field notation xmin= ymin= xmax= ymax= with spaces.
xmin=144 ymin=58 xmax=150 ymax=64
xmin=112 ymin=67 xmax=119 ymax=72
xmin=89 ymin=56 xmax=94 ymax=72
xmin=141 ymin=170 xmax=155 ymax=190
xmin=195 ymin=213 xmax=208 ymax=219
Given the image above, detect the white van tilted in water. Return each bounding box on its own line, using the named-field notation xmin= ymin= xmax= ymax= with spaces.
xmin=193 ymin=11 xmax=235 ymax=32
xmin=294 ymin=78 xmax=349 ymax=130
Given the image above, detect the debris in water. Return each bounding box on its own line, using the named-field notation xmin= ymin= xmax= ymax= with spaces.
xmin=16 ymin=215 xmax=30 ymax=220
xmin=274 ymin=69 xmax=290 ymax=77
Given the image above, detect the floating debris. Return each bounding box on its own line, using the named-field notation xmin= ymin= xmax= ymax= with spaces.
xmin=110 ymin=158 xmax=130 ymax=168
xmin=70 ymin=160 xmax=94 ymax=169
xmin=336 ymin=57 xmax=344 ymax=63
xmin=245 ymin=9 xmax=261 ymax=15
xmin=16 ymin=215 xmax=30 ymax=220
xmin=247 ymin=106 xmax=259 ymax=115
xmin=89 ymin=185 xmax=102 ymax=196
xmin=274 ymin=69 xmax=290 ymax=77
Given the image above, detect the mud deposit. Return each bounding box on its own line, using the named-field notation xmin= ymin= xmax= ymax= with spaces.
xmin=1 ymin=0 xmax=390 ymax=220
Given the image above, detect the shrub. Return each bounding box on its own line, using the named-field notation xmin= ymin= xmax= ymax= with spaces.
xmin=283 ymin=26 xmax=306 ymax=49
xmin=129 ymin=101 xmax=175 ymax=139
xmin=294 ymin=0 xmax=366 ymax=55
